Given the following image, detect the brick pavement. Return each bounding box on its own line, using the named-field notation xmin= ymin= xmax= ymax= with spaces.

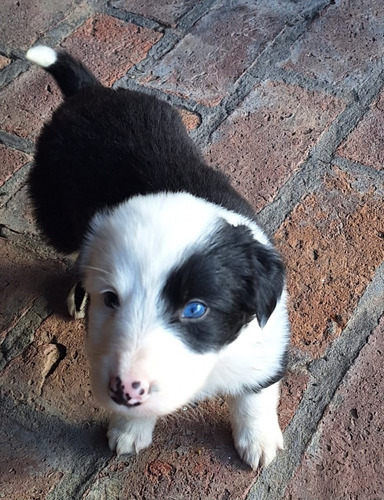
xmin=0 ymin=1 xmax=383 ymax=499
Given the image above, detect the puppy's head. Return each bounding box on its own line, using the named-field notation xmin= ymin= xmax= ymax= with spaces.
xmin=80 ymin=193 xmax=284 ymax=417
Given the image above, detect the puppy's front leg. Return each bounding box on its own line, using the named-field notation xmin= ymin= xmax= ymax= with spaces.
xmin=107 ymin=414 xmax=157 ymax=456
xmin=228 ymin=382 xmax=283 ymax=470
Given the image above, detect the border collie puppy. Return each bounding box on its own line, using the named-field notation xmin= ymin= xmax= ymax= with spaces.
xmin=26 ymin=45 xmax=290 ymax=470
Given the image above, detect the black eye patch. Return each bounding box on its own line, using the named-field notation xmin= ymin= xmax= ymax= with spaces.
xmin=161 ymin=221 xmax=284 ymax=353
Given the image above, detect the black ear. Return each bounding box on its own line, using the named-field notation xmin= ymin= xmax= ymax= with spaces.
xmin=247 ymin=239 xmax=285 ymax=327
xmin=228 ymin=225 xmax=285 ymax=327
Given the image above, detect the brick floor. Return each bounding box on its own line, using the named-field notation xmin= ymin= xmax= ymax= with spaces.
xmin=0 ymin=0 xmax=82 ymax=51
xmin=140 ymin=0 xmax=310 ymax=106
xmin=0 ymin=66 xmax=63 ymax=140
xmin=0 ymin=1 xmax=383 ymax=499
xmin=283 ymin=317 xmax=384 ymax=500
xmin=276 ymin=166 xmax=384 ymax=358
xmin=337 ymin=88 xmax=384 ymax=170
xmin=0 ymin=55 xmax=11 ymax=70
xmin=205 ymin=81 xmax=345 ymax=211
xmin=61 ymin=14 xmax=162 ymax=87
xmin=0 ymin=144 xmax=30 ymax=187
xmin=280 ymin=0 xmax=384 ymax=88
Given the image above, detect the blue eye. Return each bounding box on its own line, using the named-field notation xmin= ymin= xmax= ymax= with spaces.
xmin=181 ymin=301 xmax=207 ymax=319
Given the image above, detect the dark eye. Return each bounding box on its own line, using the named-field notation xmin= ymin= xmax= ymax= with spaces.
xmin=103 ymin=291 xmax=119 ymax=309
xmin=181 ymin=301 xmax=207 ymax=319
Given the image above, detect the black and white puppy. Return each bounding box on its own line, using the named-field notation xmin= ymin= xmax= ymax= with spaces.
xmin=26 ymin=46 xmax=290 ymax=470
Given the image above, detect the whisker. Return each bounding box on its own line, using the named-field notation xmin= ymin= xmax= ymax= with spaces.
xmin=82 ymin=265 xmax=114 ymax=277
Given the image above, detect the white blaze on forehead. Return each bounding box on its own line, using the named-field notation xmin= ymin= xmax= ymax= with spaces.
xmin=82 ymin=192 xmax=269 ymax=276
xmin=81 ymin=193 xmax=222 ymax=292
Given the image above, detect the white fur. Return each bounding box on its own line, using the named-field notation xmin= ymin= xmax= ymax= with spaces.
xmin=78 ymin=192 xmax=289 ymax=469
xmin=26 ymin=45 xmax=57 ymax=68
xmin=228 ymin=382 xmax=284 ymax=468
xmin=107 ymin=414 xmax=157 ymax=456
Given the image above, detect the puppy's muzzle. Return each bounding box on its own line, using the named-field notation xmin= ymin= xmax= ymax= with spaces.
xmin=109 ymin=375 xmax=150 ymax=407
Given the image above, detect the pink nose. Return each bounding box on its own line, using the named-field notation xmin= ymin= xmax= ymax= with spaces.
xmin=109 ymin=375 xmax=150 ymax=407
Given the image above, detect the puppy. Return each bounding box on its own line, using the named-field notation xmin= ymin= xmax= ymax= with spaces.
xmin=26 ymin=45 xmax=290 ymax=470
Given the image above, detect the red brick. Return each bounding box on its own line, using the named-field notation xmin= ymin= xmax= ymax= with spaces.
xmin=178 ymin=107 xmax=201 ymax=130
xmin=276 ymin=167 xmax=384 ymax=357
xmin=205 ymin=81 xmax=344 ymax=211
xmin=0 ymin=239 xmax=64 ymax=338
xmin=279 ymin=369 xmax=309 ymax=431
xmin=284 ymin=317 xmax=384 ymax=500
xmin=337 ymin=88 xmax=384 ymax=170
xmin=0 ymin=0 xmax=83 ymax=51
xmin=0 ymin=55 xmax=11 ymax=70
xmin=0 ymin=145 xmax=31 ymax=187
xmin=62 ymin=14 xmax=162 ymax=87
xmin=110 ymin=0 xmax=200 ymax=27
xmin=141 ymin=0 xmax=309 ymax=106
xmin=1 ymin=314 xmax=105 ymax=424
xmin=0 ymin=66 xmax=62 ymax=140
xmin=281 ymin=0 xmax=384 ymax=87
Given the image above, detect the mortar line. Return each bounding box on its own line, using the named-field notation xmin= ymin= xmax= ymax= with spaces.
xmin=0 ymin=58 xmax=30 ymax=90
xmin=258 ymin=66 xmax=384 ymax=231
xmin=0 ymin=130 xmax=34 ymax=154
xmin=332 ymin=155 xmax=384 ymax=188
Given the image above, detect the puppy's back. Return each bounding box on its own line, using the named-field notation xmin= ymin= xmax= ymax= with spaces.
xmin=27 ymin=47 xmax=253 ymax=254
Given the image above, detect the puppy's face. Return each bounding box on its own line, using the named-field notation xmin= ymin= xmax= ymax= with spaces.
xmin=81 ymin=193 xmax=284 ymax=417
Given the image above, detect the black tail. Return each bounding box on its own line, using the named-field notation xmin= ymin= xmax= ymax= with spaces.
xmin=26 ymin=45 xmax=101 ymax=98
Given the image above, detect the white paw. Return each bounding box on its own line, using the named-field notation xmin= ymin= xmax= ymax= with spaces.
xmin=107 ymin=415 xmax=156 ymax=456
xmin=233 ymin=420 xmax=283 ymax=470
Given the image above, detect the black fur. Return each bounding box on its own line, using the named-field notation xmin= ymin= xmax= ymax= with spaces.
xmin=162 ymin=222 xmax=285 ymax=353
xmin=29 ymin=51 xmax=255 ymax=254
xmin=43 ymin=51 xmax=101 ymax=97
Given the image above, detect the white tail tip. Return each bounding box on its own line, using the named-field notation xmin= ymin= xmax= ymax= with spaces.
xmin=26 ymin=45 xmax=57 ymax=68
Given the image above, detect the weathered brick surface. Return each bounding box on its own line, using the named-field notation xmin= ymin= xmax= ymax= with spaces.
xmin=206 ymin=81 xmax=344 ymax=211
xmin=0 ymin=66 xmax=63 ymax=140
xmin=0 ymin=0 xmax=82 ymax=52
xmin=141 ymin=0 xmax=310 ymax=106
xmin=0 ymin=55 xmax=11 ymax=70
xmin=279 ymin=369 xmax=309 ymax=431
xmin=283 ymin=317 xmax=384 ymax=500
xmin=110 ymin=0 xmax=199 ymax=26
xmin=0 ymin=239 xmax=64 ymax=339
xmin=1 ymin=314 xmax=105 ymax=424
xmin=178 ymin=107 xmax=201 ymax=130
xmin=62 ymin=14 xmax=162 ymax=87
xmin=1 ymin=183 xmax=37 ymax=236
xmin=0 ymin=387 xmax=107 ymax=500
xmin=0 ymin=145 xmax=30 ymax=187
xmin=337 ymin=88 xmax=384 ymax=170
xmin=281 ymin=0 xmax=384 ymax=88
xmin=276 ymin=166 xmax=384 ymax=358
xmin=0 ymin=405 xmax=65 ymax=500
